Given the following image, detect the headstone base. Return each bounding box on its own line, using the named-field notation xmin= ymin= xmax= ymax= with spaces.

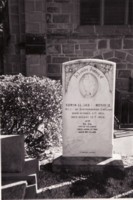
xmin=52 ymin=154 xmax=124 ymax=174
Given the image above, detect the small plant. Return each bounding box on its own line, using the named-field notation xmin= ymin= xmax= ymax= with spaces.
xmin=0 ymin=74 xmax=62 ymax=158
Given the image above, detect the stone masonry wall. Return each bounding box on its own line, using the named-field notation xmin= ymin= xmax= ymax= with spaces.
xmin=3 ymin=0 xmax=133 ymax=91
xmin=4 ymin=0 xmax=26 ymax=75
xmin=47 ymin=37 xmax=133 ymax=90
xmin=4 ymin=0 xmax=47 ymax=77
xmin=25 ymin=0 xmax=47 ymax=76
xmin=46 ymin=0 xmax=133 ymax=91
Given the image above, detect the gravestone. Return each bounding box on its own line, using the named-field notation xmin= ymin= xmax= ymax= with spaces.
xmin=63 ymin=59 xmax=115 ymax=157
xmin=1 ymin=135 xmax=39 ymax=198
xmin=53 ymin=59 xmax=123 ymax=173
xmin=1 ymin=135 xmax=25 ymax=172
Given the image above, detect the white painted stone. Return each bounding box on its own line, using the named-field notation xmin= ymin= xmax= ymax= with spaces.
xmin=62 ymin=59 xmax=116 ymax=157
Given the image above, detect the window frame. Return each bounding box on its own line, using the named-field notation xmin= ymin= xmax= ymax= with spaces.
xmin=80 ymin=0 xmax=132 ymax=26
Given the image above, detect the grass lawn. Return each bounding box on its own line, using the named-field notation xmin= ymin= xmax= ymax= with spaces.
xmin=35 ymin=146 xmax=133 ymax=199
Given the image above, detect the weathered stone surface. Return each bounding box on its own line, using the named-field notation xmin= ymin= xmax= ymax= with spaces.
xmin=127 ymin=50 xmax=133 ymax=55
xmin=47 ymin=55 xmax=51 ymax=63
xmin=103 ymin=51 xmax=114 ymax=59
xmin=62 ymin=59 xmax=116 ymax=157
xmin=118 ymin=70 xmax=131 ymax=78
xmin=126 ymin=54 xmax=133 ymax=63
xmin=76 ymin=26 xmax=95 ymax=35
xmin=53 ymin=15 xmax=69 ymax=23
xmin=25 ymin=184 xmax=37 ymax=199
xmin=93 ymin=55 xmax=103 ymax=59
xmin=46 ymin=0 xmax=53 ymax=2
xmin=23 ymin=158 xmax=39 ymax=175
xmin=123 ymin=39 xmax=133 ymax=49
xmin=98 ymin=40 xmax=107 ymax=49
xmin=95 ymin=26 xmax=133 ymax=36
xmin=53 ymin=154 xmax=124 ymax=174
xmin=2 ymin=158 xmax=39 ymax=188
xmin=26 ymin=55 xmax=46 ymax=76
xmin=96 ymin=26 xmax=116 ymax=36
xmin=26 ymin=45 xmax=46 ymax=54
xmin=26 ymin=13 xmax=43 ymax=22
xmin=47 ymin=6 xmax=60 ymax=13
xmin=46 ymin=13 xmax=52 ymax=23
xmin=26 ymin=22 xmax=40 ymax=34
xmin=75 ymin=44 xmax=79 ymax=50
xmin=2 ymin=181 xmax=27 ymax=200
xmin=109 ymin=58 xmax=121 ymax=63
xmin=2 ymin=173 xmax=37 ymax=186
xmin=52 ymin=56 xmax=69 ymax=63
xmin=116 ymin=79 xmax=129 ymax=90
xmin=62 ymin=3 xmax=73 ymax=13
xmin=47 ymin=23 xmax=57 ymax=29
xmin=35 ymin=0 xmax=44 ymax=11
xmin=48 ymin=64 xmax=61 ymax=73
xmin=62 ymin=44 xmax=74 ymax=54
xmin=27 ymin=55 xmax=40 ymax=65
xmin=47 ymin=44 xmax=61 ymax=54
xmin=75 ymin=50 xmax=83 ymax=56
xmin=80 ymin=43 xmax=96 ymax=50
xmin=25 ymin=0 xmax=35 ymax=12
xmin=115 ymin=50 xmax=127 ymax=60
xmin=5 ymin=0 xmax=133 ymax=83
xmin=83 ymin=50 xmax=94 ymax=57
xmin=1 ymin=135 xmax=24 ymax=173
xmin=110 ymin=39 xmax=122 ymax=49
xmin=117 ymin=63 xmax=127 ymax=69
xmin=54 ymin=0 xmax=70 ymax=2
xmin=127 ymin=64 xmax=133 ymax=69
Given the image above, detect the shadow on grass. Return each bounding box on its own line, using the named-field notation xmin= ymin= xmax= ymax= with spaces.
xmin=70 ymin=173 xmax=107 ymax=197
xmin=36 ymin=164 xmax=133 ymax=199
xmin=70 ymin=166 xmax=125 ymax=198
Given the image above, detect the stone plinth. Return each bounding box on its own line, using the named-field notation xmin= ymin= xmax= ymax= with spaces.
xmin=53 ymin=154 xmax=124 ymax=174
xmin=2 ymin=181 xmax=27 ymax=200
xmin=2 ymin=158 xmax=39 ymax=186
xmin=1 ymin=135 xmax=39 ymax=199
xmin=1 ymin=135 xmax=25 ymax=173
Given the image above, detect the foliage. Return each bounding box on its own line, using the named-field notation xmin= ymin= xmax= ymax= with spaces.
xmin=0 ymin=74 xmax=62 ymax=158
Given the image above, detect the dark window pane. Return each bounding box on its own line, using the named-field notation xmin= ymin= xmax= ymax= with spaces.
xmin=129 ymin=0 xmax=133 ymax=25
xmin=80 ymin=0 xmax=100 ymax=25
xmin=104 ymin=0 xmax=125 ymax=25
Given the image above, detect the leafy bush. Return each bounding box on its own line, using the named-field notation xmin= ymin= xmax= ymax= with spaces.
xmin=0 ymin=74 xmax=62 ymax=158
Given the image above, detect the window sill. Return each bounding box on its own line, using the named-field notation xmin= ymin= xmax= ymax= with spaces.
xmin=47 ymin=25 xmax=133 ymax=39
xmin=75 ymin=25 xmax=133 ymax=38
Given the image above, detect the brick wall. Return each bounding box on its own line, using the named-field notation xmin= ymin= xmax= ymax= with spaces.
xmin=46 ymin=0 xmax=133 ymax=91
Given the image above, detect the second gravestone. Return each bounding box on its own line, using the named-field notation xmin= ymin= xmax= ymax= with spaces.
xmin=53 ymin=59 xmax=123 ymax=173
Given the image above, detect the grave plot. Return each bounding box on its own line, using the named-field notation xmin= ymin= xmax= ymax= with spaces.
xmin=53 ymin=59 xmax=124 ymax=173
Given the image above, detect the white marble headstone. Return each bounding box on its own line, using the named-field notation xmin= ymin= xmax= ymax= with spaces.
xmin=62 ymin=59 xmax=116 ymax=157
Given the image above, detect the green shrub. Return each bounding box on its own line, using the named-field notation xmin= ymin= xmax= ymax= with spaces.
xmin=0 ymin=74 xmax=62 ymax=158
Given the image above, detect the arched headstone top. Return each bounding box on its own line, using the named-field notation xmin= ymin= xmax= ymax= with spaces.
xmin=62 ymin=59 xmax=116 ymax=157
